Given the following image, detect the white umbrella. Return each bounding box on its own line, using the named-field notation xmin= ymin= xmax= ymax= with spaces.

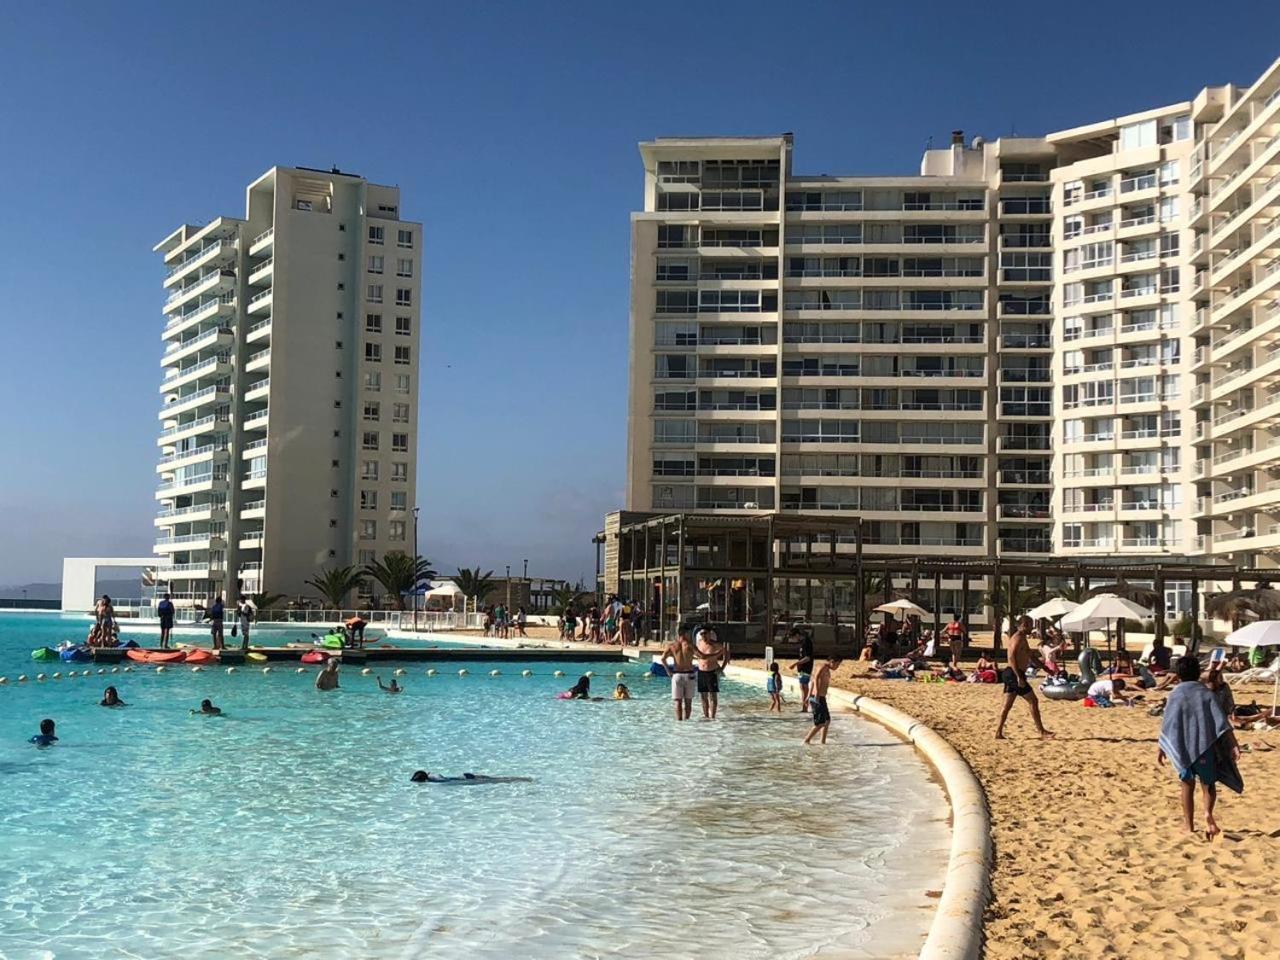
xmin=1060 ymin=594 xmax=1153 ymax=650
xmin=1026 ymin=597 xmax=1078 ymax=621
xmin=425 ymin=581 xmax=463 ymax=598
xmin=1224 ymin=620 xmax=1280 ymax=713
xmin=874 ymin=598 xmax=931 ymax=618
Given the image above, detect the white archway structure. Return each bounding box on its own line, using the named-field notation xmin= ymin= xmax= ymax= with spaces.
xmin=61 ymin=557 xmax=155 ymax=613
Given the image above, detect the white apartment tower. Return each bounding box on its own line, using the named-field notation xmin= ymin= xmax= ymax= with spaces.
xmin=625 ymin=55 xmax=1280 ymax=574
xmin=153 ymin=166 xmax=422 ymax=606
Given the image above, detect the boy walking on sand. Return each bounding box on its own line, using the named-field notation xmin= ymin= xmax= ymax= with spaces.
xmin=803 ymin=656 xmax=840 ymax=745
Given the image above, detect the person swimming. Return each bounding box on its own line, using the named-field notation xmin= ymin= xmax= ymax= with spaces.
xmin=409 ymin=770 xmax=533 ymax=784
xmin=377 ymin=675 xmax=402 ymax=695
xmin=191 ymin=699 xmax=222 ymax=716
xmin=30 ymin=718 xmax=58 ymax=747
xmin=559 ymin=675 xmax=602 ymax=700
xmin=613 ymin=683 xmax=631 ymax=700
xmin=100 ymin=686 xmax=126 ymax=707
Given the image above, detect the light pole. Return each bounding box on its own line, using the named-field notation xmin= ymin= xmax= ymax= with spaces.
xmin=413 ymin=506 xmax=421 ymax=632
xmin=506 ymin=564 xmax=512 ymax=612
xmin=523 ymin=558 xmax=528 ymax=611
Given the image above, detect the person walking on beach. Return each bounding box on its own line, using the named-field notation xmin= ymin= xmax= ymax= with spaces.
xmin=205 ymin=594 xmax=225 ymax=650
xmin=803 ymin=656 xmax=840 ymax=745
xmin=1158 ymin=655 xmax=1243 ymax=839
xmin=236 ymin=596 xmax=254 ymax=652
xmin=157 ymin=593 xmax=175 ymax=649
xmin=995 ymin=615 xmax=1054 ymax=740
xmin=661 ymin=622 xmax=698 ymax=721
xmin=695 ymin=626 xmax=730 ymax=720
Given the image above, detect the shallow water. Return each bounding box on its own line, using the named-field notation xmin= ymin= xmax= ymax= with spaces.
xmin=0 ymin=613 xmax=948 ymax=959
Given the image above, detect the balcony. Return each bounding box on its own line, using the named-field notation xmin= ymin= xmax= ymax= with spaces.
xmin=164 ymin=269 xmax=236 ymax=315
xmin=247 ymin=287 xmax=274 ymax=314
xmin=163 ymin=325 xmax=234 ymax=365
xmin=158 ymin=384 xmax=229 ymax=419
xmin=160 ymin=353 xmax=231 ymax=393
xmin=163 ymin=238 xmax=236 ymax=288
xmin=244 ymin=377 xmax=270 ymax=401
xmin=246 ymin=347 xmax=271 ymax=372
xmin=156 ymin=413 xmax=227 ymax=446
xmin=163 ymin=294 xmax=236 ymax=339
xmin=154 ymin=501 xmax=227 ymax=526
xmin=249 ymin=227 xmax=274 ymax=256
xmin=243 ymin=408 xmax=270 ymax=430
xmin=248 ymin=257 xmax=274 ymax=286
xmin=246 ymin=316 xmax=272 ymax=343
xmin=240 ymin=498 xmax=266 ymax=519
xmin=155 ymin=441 xmax=226 ymax=472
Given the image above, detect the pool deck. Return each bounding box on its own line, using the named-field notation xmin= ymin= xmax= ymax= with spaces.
xmin=86 ymin=645 xmax=631 ymax=665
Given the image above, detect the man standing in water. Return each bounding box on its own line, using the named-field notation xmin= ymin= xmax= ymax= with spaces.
xmin=995 ymin=615 xmax=1054 ymax=740
xmin=695 ymin=626 xmax=730 ymax=720
xmin=315 ymin=658 xmax=340 ymax=691
xmin=661 ymin=621 xmax=698 ymax=721
xmin=803 ymin=655 xmax=840 ymax=745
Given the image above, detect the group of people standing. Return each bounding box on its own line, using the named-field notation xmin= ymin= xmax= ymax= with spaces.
xmin=482 ymin=605 xmax=527 ymax=640
xmin=560 ymin=595 xmax=646 ymax=645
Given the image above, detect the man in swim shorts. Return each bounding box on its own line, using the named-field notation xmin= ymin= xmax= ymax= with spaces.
xmin=995 ymin=615 xmax=1054 ymax=741
xmin=157 ymin=593 xmax=175 ymax=649
xmin=789 ymin=627 xmax=815 ymax=714
xmin=662 ymin=621 xmax=698 ymax=721
xmin=803 ymin=656 xmax=840 ymax=745
xmin=695 ymin=626 xmax=729 ymax=720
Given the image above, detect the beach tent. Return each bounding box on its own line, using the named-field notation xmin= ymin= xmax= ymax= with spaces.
xmin=425 ymin=581 xmax=463 ymax=598
xmin=874 ymin=598 xmax=930 ymax=618
xmin=1223 ymin=620 xmax=1280 ymax=713
xmin=1026 ymin=597 xmax=1078 ymax=621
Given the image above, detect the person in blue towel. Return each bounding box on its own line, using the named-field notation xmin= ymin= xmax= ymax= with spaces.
xmin=30 ymin=718 xmax=58 ymax=747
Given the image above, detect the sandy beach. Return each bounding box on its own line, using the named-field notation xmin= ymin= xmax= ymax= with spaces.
xmin=740 ymin=658 xmax=1280 ymax=960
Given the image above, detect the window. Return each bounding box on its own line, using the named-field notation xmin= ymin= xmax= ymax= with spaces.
xmin=336 ymin=282 xmax=345 ymax=291
xmin=360 ymin=490 xmax=378 ymax=510
xmin=1159 ymin=161 xmax=1179 ymax=187
xmin=337 ymin=253 xmax=345 ymax=261
xmin=330 ymin=489 xmax=339 ymax=498
xmin=363 ymin=401 xmax=380 ymax=421
xmin=334 ymin=370 xmax=342 ymax=378
xmin=389 ymin=520 xmax=406 ymax=541
xmin=391 ymin=462 xmax=408 ymax=481
xmin=364 ymin=370 xmax=381 ymax=391
xmin=397 ymin=229 xmax=413 ymax=248
xmin=361 ymin=460 xmax=379 ymax=480
xmin=392 ymin=402 xmax=410 ymax=423
xmin=369 ymin=226 xmax=384 ymax=245
xmin=335 ymin=340 xmax=343 ymax=349
xmin=390 ymin=491 xmax=407 ymax=510
xmin=329 ymin=519 xmax=338 ymax=528
xmin=656 ymin=290 xmax=698 ymax=314
xmin=368 ymin=255 xmax=384 ymax=274
xmin=377 ymin=204 xmax=398 ymax=215
xmin=358 ymin=549 xmax=375 ymax=565
xmin=333 ymin=400 xmax=342 ymax=408
xmin=1119 ymin=120 xmax=1157 ymax=150
xmin=395 ymin=316 xmax=411 ymax=336
xmin=392 ymin=432 xmax=408 ymax=452
xmin=396 ymin=258 xmax=412 ymax=277
xmin=332 ymin=459 xmax=340 ymax=468
xmin=365 ymin=342 xmax=382 ymax=362
xmin=332 ymin=429 xmax=341 ymax=438
xmin=365 ymin=313 xmax=382 ymax=333
xmin=367 ymin=284 xmax=383 ymax=303
xmin=395 ymin=374 xmax=410 ymax=393
xmin=360 ymin=520 xmax=377 ymax=540
xmin=394 ymin=345 xmax=411 ymax=365
xmin=362 ymin=431 xmax=379 ymax=450
xmin=395 ymin=288 xmax=412 ymax=306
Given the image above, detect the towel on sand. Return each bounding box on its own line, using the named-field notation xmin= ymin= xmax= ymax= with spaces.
xmin=1158 ymin=682 xmax=1244 ymax=794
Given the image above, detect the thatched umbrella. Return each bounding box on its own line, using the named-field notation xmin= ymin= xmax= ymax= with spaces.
xmin=1205 ymin=588 xmax=1280 ymax=626
xmin=1085 ymin=580 xmax=1159 ymax=609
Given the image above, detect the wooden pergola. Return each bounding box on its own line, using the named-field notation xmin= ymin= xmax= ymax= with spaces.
xmin=605 ymin=511 xmax=1265 ymax=653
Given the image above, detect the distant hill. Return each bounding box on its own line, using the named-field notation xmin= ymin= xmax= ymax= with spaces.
xmin=0 ymin=579 xmax=143 ymax=603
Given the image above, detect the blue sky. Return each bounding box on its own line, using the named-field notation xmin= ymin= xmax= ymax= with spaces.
xmin=0 ymin=1 xmax=1277 ymax=586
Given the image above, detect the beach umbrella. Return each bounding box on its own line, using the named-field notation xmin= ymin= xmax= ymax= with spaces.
xmin=874 ymin=598 xmax=930 ymax=619
xmin=1060 ymin=593 xmax=1153 ymax=652
xmin=1223 ymin=620 xmax=1280 ymax=713
xmin=1026 ymin=597 xmax=1078 ymax=620
xmin=1085 ymin=579 xmax=1159 ymax=609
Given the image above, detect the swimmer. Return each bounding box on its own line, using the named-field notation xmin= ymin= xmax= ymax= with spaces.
xmin=561 ymin=675 xmax=599 ymax=700
xmin=613 ymin=683 xmax=632 ymax=700
xmin=409 ymin=770 xmax=533 ymax=784
xmin=377 ymin=675 xmax=403 ymax=695
xmin=100 ymin=686 xmax=127 ymax=707
xmin=191 ymin=699 xmax=222 ymax=716
xmin=315 ymin=658 xmax=340 ymax=691
xmin=30 ymin=718 xmax=58 ymax=747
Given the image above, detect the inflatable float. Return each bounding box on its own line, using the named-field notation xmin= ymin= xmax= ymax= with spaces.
xmin=300 ymin=650 xmax=331 ymax=664
xmin=59 ymin=646 xmax=91 ymax=662
xmin=125 ymin=649 xmax=186 ymax=664
xmin=31 ymin=647 xmax=59 ymax=662
xmin=246 ymin=652 xmax=267 ymax=663
xmin=1040 ymin=647 xmax=1103 ymax=701
xmin=183 ymin=649 xmax=217 ymax=665
xmin=319 ymin=633 xmax=345 ymax=650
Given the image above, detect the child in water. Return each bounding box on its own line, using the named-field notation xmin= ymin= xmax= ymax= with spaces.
xmin=767 ymin=661 xmax=784 ymax=712
xmin=100 ymin=686 xmax=127 ymax=707
xmin=613 ymin=683 xmax=631 ymax=700
xmin=377 ymin=676 xmax=403 ymax=695
xmin=191 ymin=699 xmax=223 ymax=716
xmin=30 ymin=718 xmax=58 ymax=747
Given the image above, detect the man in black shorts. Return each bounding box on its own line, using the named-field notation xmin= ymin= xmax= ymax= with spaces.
xmin=694 ymin=627 xmax=729 ymax=719
xmin=995 ymin=615 xmax=1054 ymax=740
xmin=804 ymin=656 xmax=840 ymax=745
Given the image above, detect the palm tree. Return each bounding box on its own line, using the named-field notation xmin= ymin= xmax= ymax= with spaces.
xmin=551 ymin=583 xmax=592 ymax=615
xmin=250 ymin=591 xmax=287 ymax=612
xmin=454 ymin=567 xmax=497 ymax=605
xmin=982 ymin=580 xmax=1043 ymax=620
xmin=1205 ymin=588 xmax=1280 ymax=628
xmin=857 ymin=571 xmax=897 ymax=618
xmin=1085 ymin=578 xmax=1159 ymax=609
xmin=363 ymin=552 xmax=437 ymax=611
xmin=304 ymin=566 xmax=366 ymax=609
xmin=1055 ymin=582 xmax=1090 ymax=604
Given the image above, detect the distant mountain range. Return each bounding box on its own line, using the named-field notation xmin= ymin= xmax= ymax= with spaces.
xmin=0 ymin=579 xmax=143 ymax=602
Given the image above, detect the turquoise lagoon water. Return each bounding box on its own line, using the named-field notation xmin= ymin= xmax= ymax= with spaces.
xmin=0 ymin=612 xmax=948 ymax=959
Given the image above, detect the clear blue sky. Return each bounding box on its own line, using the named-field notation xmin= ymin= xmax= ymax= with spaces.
xmin=0 ymin=1 xmax=1277 ymax=586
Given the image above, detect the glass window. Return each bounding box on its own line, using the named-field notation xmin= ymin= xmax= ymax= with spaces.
xmin=365 ymin=313 xmax=382 ymax=333
xmin=391 ymin=462 xmax=408 ymax=481
xmin=395 ymin=374 xmax=411 ymax=393
xmin=362 ymin=431 xmax=379 ymax=450
xmin=361 ymin=460 xmax=379 ymax=480
xmin=360 ymin=520 xmax=377 ymax=539
xmin=367 ymin=284 xmax=383 ymax=303
xmin=392 ymin=433 xmax=408 ymax=452
xmin=1119 ymin=120 xmax=1157 ymax=150
xmin=368 ymin=226 xmax=384 ymax=245
xmin=368 ymin=255 xmax=384 ymax=274
xmin=364 ymin=370 xmax=381 ymax=391
xmin=395 ymin=316 xmax=411 ymax=336
xmin=390 ymin=491 xmax=407 ymax=510
xmin=396 ymin=258 xmax=412 ymax=277
xmin=394 ymin=345 xmax=411 ymax=365
xmin=360 ymin=489 xmax=378 ymax=510
xmin=389 ymin=520 xmax=406 ymax=541
xmin=392 ymin=402 xmax=410 ymax=423
xmin=395 ymin=288 xmax=412 ymax=306
xmin=365 ymin=342 xmax=381 ymax=362
xmin=397 ymin=229 xmax=413 ymax=248
xmin=363 ymin=401 xmax=380 ymax=421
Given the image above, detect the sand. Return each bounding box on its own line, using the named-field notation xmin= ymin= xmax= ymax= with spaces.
xmin=740 ymin=659 xmax=1280 ymax=960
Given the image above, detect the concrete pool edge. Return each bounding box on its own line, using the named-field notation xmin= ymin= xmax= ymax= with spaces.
xmin=723 ymin=665 xmax=990 ymax=960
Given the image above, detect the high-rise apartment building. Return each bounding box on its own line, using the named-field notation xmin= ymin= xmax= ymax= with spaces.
xmin=624 ymin=56 xmax=1280 ymax=574
xmin=153 ymin=166 xmax=421 ymax=606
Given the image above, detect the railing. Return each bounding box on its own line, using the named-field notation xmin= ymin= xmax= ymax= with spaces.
xmin=1000 ymin=539 xmax=1053 ymax=553
xmin=155 ymin=532 xmax=224 ymax=546
xmin=251 ymin=227 xmax=274 ymax=248
xmin=247 ymin=317 xmax=272 ymax=336
xmin=1000 ymin=471 xmax=1051 ymax=484
xmin=155 ymin=561 xmax=227 ymax=574
xmin=1001 ymin=334 xmax=1051 ymax=348
xmin=165 ymin=238 xmax=232 ymax=281
xmin=244 ymin=409 xmax=270 ymax=425
xmin=163 ymin=353 xmax=229 ymax=384
xmin=164 ymin=294 xmax=235 ymax=333
xmin=249 ymin=256 xmax=274 ymax=278
xmin=157 ymin=442 xmax=224 ymax=466
xmin=165 ymin=269 xmax=234 ymax=308
xmin=243 ymin=438 xmax=268 ymax=452
xmin=247 ymin=347 xmax=271 ymax=365
xmin=164 ymin=384 xmax=224 ymax=410
xmin=159 ymin=413 xmax=221 ymax=439
xmin=1120 ymin=174 xmax=1157 ymax=193
xmin=1118 ymin=214 xmax=1156 ymax=229
xmin=240 ymin=499 xmax=266 ymax=512
xmin=248 ymin=288 xmax=273 ymax=307
xmin=1082 ymin=221 xmax=1113 ymax=235
xmin=156 ymin=501 xmax=226 ymax=520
